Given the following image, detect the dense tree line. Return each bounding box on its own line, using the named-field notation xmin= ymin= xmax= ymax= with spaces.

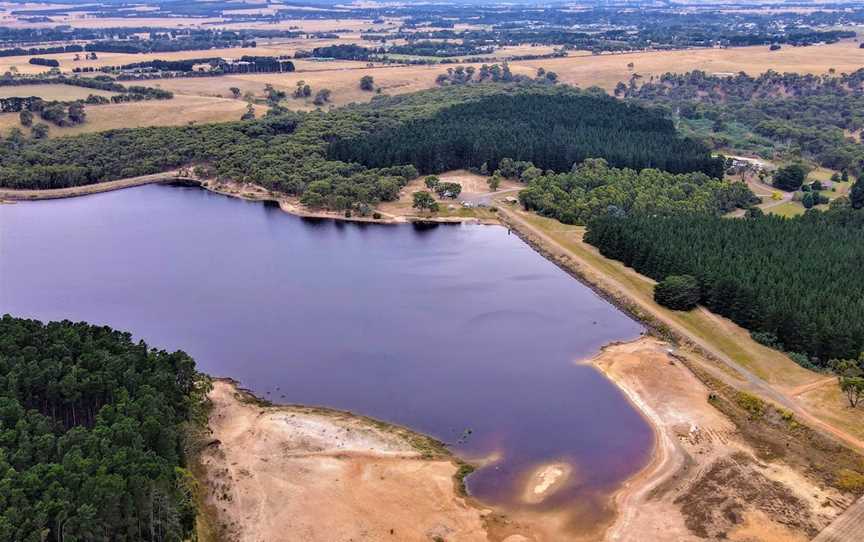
xmin=0 ymin=75 xmax=173 ymax=100
xmin=102 ymin=56 xmax=295 ymax=75
xmin=585 ymin=208 xmax=864 ymax=363
xmin=0 ymin=84 xmax=720 ymax=214
xmin=329 ymin=87 xmax=723 ymax=176
xmin=0 ymin=315 xmax=209 ymax=541
xmin=622 ymin=69 xmax=864 ymax=175
xmin=27 ymin=58 xmax=59 ymax=68
xmin=0 ymin=44 xmax=83 ymax=58
xmin=518 ymin=158 xmax=756 ymax=224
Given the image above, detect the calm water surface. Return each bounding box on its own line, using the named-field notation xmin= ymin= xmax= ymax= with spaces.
xmin=0 ymin=184 xmax=651 ymax=513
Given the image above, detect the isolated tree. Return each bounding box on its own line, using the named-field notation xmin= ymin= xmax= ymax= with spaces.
xmin=67 ymin=101 xmax=86 ymax=124
xmin=31 ymin=122 xmax=49 ymax=139
xmin=19 ymin=108 xmax=33 ymax=127
xmin=424 ymin=175 xmax=440 ymax=190
xmin=435 ymin=182 xmax=462 ymax=198
xmin=412 ymin=190 xmax=438 ymax=212
xmin=229 ymin=86 xmax=241 ymax=98
xmin=313 ymin=88 xmax=332 ymax=106
xmin=654 ymin=275 xmax=701 ymax=311
xmin=488 ymin=173 xmax=501 ymax=191
xmin=802 ymin=192 xmax=815 ymax=209
xmin=773 ymin=163 xmax=808 ymax=191
xmin=840 ymin=377 xmax=864 ymax=408
xmin=264 ymin=84 xmax=286 ymax=105
xmin=359 ymin=75 xmax=374 ymax=91
xmin=241 ymin=103 xmax=256 ymax=121
xmin=294 ymin=80 xmax=311 ymax=98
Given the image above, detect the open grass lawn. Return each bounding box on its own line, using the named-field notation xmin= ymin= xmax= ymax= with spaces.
xmin=769 ymin=201 xmax=807 ymax=217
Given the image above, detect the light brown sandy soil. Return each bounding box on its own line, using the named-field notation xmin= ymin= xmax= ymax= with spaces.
xmin=197 ymin=380 xmax=492 ymax=542
xmin=590 ymin=338 xmax=852 ymax=542
xmin=520 ymin=463 xmax=572 ymax=505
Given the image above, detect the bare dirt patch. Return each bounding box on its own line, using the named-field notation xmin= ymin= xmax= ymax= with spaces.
xmin=591 ymin=338 xmax=853 ymax=542
xmin=196 ymin=380 xmax=492 ymax=542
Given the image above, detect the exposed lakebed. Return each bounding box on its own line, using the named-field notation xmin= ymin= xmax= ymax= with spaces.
xmin=0 ymin=184 xmax=650 ymax=517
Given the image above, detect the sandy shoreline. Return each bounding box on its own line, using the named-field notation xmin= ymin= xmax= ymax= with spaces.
xmin=587 ymin=338 xmax=851 ymax=542
xmin=196 ymin=379 xmax=512 ymax=542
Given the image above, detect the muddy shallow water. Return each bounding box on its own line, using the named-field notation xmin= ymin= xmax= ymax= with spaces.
xmin=0 ymin=184 xmax=651 ymax=517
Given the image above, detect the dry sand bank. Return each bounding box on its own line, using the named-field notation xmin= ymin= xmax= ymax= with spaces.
xmin=590 ymin=338 xmax=853 ymax=542
xmin=197 ymin=380 xmax=493 ymax=542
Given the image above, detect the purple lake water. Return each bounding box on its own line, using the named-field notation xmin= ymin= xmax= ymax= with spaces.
xmin=0 ymin=184 xmax=651 ymax=516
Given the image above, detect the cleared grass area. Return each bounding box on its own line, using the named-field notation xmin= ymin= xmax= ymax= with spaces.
xmin=0 ymin=94 xmax=251 ymax=137
xmin=0 ymin=84 xmax=116 ymax=100
xmin=769 ymin=201 xmax=806 ymax=217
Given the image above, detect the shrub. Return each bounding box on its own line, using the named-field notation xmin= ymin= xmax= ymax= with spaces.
xmin=654 ymin=274 xmax=701 ymax=311
xmin=372 ymin=212 xmax=382 ymax=219
xmin=788 ymin=352 xmax=819 ymax=370
xmin=735 ymin=391 xmax=766 ymax=418
xmin=835 ymin=468 xmax=864 ymax=492
xmin=751 ymin=330 xmax=781 ymax=349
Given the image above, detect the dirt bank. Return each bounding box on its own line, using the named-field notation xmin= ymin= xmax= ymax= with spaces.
xmin=590 ymin=338 xmax=853 ymax=542
xmin=196 ymin=380 xmax=496 ymax=542
xmin=0 ymin=171 xmax=184 ymax=201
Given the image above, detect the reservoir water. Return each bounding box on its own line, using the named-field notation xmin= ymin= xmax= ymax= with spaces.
xmin=0 ymin=184 xmax=651 ymax=516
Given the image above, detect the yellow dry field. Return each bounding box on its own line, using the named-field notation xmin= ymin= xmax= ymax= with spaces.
xmin=151 ymin=62 xmax=537 ymax=108
xmin=0 ymin=84 xmax=116 ymax=99
xmin=0 ymin=94 xmax=250 ymax=137
xmin=120 ymin=40 xmax=864 ymax=118
xmin=513 ymin=41 xmax=864 ymax=90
